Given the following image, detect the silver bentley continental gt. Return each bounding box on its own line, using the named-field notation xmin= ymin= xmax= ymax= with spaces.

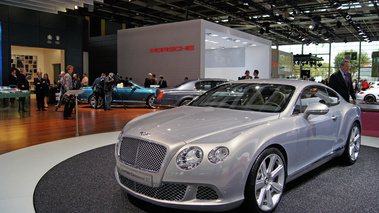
xmin=115 ymin=79 xmax=361 ymax=213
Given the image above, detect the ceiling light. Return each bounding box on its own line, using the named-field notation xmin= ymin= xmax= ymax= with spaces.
xmin=211 ymin=34 xmax=218 ymax=37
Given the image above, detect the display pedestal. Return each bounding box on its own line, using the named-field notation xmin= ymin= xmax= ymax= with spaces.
xmin=65 ymin=90 xmax=85 ymax=136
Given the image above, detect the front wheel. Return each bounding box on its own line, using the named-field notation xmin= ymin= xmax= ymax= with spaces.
xmin=179 ymin=99 xmax=192 ymax=106
xmin=244 ymin=148 xmax=286 ymax=213
xmin=340 ymin=123 xmax=361 ymax=165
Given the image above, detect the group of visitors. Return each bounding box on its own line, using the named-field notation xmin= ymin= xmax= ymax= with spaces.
xmin=239 ymin=69 xmax=259 ymax=80
xmin=92 ymin=72 xmax=121 ymax=111
xmin=144 ymin=73 xmax=167 ymax=88
xmin=8 ymin=68 xmax=30 ymax=112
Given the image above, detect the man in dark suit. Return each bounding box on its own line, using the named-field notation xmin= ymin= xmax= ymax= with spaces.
xmin=329 ymin=59 xmax=356 ymax=104
xmin=34 ymin=72 xmax=47 ymax=111
xmin=158 ymin=75 xmax=167 ymax=88
xmin=72 ymin=74 xmax=81 ymax=90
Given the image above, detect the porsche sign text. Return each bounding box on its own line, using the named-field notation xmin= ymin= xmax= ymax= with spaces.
xmin=150 ymin=45 xmax=194 ymax=53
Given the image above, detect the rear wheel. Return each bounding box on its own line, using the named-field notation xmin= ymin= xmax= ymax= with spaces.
xmin=364 ymin=94 xmax=376 ymax=104
xmin=244 ymin=148 xmax=286 ymax=213
xmin=340 ymin=123 xmax=361 ymax=165
xmin=89 ymin=95 xmax=103 ymax=109
xmin=146 ymin=95 xmax=155 ymax=108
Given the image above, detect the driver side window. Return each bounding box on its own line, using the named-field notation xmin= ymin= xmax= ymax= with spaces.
xmin=294 ymin=86 xmax=331 ymax=115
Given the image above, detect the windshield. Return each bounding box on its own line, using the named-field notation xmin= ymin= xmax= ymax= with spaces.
xmin=189 ymin=83 xmax=295 ymax=112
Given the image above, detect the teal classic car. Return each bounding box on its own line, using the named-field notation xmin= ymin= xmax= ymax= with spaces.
xmin=77 ymin=81 xmax=158 ymax=108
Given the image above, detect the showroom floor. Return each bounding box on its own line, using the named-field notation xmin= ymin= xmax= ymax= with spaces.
xmin=1 ymin=95 xmax=378 ymax=212
xmin=0 ymin=132 xmax=378 ymax=213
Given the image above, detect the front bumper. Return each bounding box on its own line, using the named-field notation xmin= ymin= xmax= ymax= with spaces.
xmin=115 ymin=167 xmax=243 ymax=212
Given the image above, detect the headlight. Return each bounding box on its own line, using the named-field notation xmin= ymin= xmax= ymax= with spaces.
xmin=116 ymin=129 xmax=125 ymax=156
xmin=176 ymin=147 xmax=203 ymax=170
xmin=208 ymin=146 xmax=229 ymax=164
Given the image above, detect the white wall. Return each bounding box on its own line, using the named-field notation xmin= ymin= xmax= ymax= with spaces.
xmin=11 ymin=46 xmax=65 ymax=82
xmin=118 ymin=20 xmax=202 ymax=87
xmin=205 ymin=46 xmax=272 ymax=80
xmin=118 ymin=19 xmax=272 ymax=86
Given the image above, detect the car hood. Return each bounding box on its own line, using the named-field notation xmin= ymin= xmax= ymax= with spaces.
xmin=123 ymin=106 xmax=279 ymax=145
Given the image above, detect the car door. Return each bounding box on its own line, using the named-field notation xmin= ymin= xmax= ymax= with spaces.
xmin=292 ymin=86 xmax=341 ymax=169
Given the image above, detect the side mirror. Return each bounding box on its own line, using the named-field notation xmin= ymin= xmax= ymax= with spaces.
xmin=131 ymin=86 xmax=137 ymax=90
xmin=303 ymin=103 xmax=329 ymax=119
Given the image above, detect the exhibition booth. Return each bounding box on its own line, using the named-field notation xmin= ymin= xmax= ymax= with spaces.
xmin=118 ymin=19 xmax=272 ymax=87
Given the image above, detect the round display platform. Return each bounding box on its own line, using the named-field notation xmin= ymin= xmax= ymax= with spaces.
xmin=33 ymin=145 xmax=379 ymax=213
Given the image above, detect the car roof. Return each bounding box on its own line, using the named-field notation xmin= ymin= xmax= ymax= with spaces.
xmin=230 ymin=79 xmax=324 ymax=88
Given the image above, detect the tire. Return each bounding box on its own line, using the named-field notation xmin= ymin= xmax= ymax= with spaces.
xmin=244 ymin=148 xmax=286 ymax=213
xmin=179 ymin=99 xmax=192 ymax=106
xmin=364 ymin=94 xmax=376 ymax=104
xmin=146 ymin=95 xmax=155 ymax=108
xmin=340 ymin=123 xmax=361 ymax=165
xmin=89 ymin=95 xmax=103 ymax=109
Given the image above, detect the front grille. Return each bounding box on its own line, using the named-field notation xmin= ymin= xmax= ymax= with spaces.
xmin=119 ymin=174 xmax=220 ymax=202
xmin=119 ymin=175 xmax=187 ymax=201
xmin=196 ymin=186 xmax=219 ymax=200
xmin=119 ymin=137 xmax=167 ymax=172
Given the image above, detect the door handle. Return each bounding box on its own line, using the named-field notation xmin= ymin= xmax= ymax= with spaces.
xmin=332 ymin=115 xmax=337 ymax=121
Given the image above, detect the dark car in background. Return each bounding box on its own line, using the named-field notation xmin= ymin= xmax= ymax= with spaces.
xmin=154 ymin=78 xmax=228 ymax=107
xmin=78 ymin=81 xmax=157 ymax=108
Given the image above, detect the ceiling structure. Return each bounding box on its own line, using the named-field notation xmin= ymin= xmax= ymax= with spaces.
xmin=1 ymin=0 xmax=378 ymax=46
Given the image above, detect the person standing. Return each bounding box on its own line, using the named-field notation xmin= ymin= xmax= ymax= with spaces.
xmin=361 ymin=80 xmax=370 ymax=91
xmin=92 ymin=73 xmax=106 ymax=109
xmin=329 ymin=59 xmax=356 ymax=104
xmin=43 ymin=73 xmax=50 ymax=108
xmin=73 ymin=74 xmax=81 ymax=90
xmin=158 ymin=75 xmax=167 ymax=88
xmin=253 ymin=70 xmax=260 ymax=79
xmin=55 ymin=71 xmax=65 ymax=111
xmin=34 ymin=72 xmax=47 ymax=111
xmin=104 ymin=73 xmax=115 ymax=111
xmin=62 ymin=65 xmax=74 ymax=119
xmin=81 ymin=73 xmax=88 ymax=87
xmin=17 ymin=69 xmax=29 ymax=112
xmin=144 ymin=73 xmax=155 ymax=88
xmin=240 ymin=70 xmax=253 ymax=79
xmin=8 ymin=68 xmax=18 ymax=87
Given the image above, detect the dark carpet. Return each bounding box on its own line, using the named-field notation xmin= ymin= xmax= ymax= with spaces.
xmin=33 ymin=145 xmax=379 ymax=213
